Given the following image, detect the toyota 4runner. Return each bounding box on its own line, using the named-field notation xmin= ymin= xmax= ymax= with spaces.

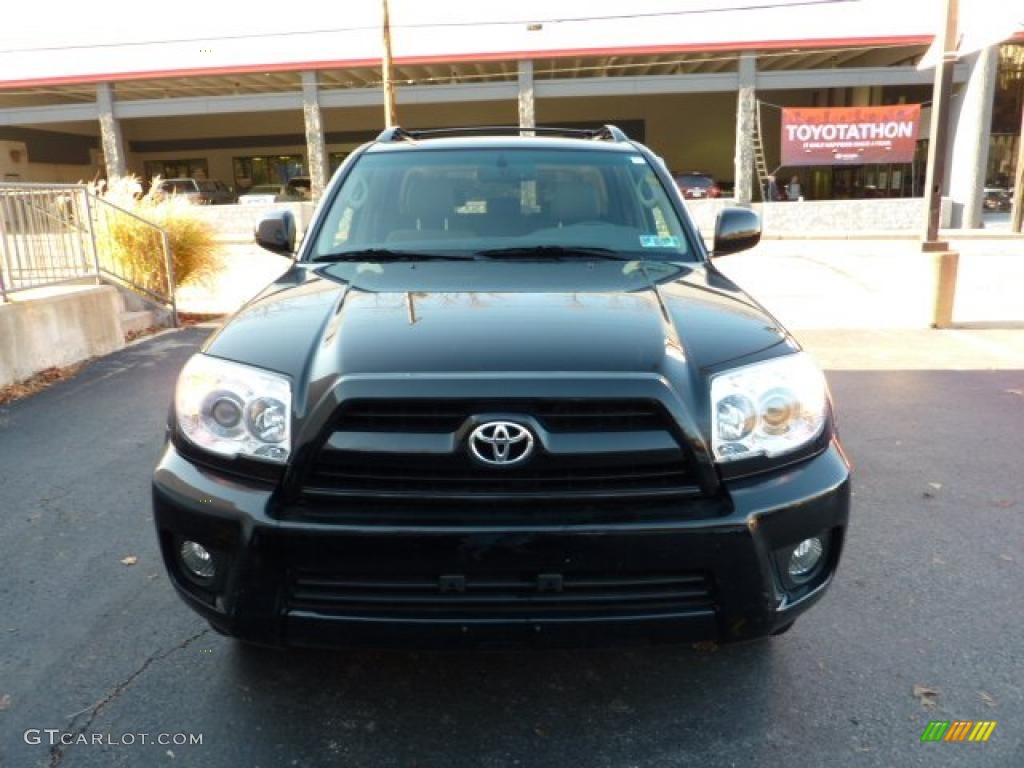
xmin=152 ymin=125 xmax=850 ymax=648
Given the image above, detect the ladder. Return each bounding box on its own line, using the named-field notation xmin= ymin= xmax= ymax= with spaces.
xmin=754 ymin=100 xmax=772 ymax=201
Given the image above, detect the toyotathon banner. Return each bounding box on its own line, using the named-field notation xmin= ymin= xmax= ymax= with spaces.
xmin=781 ymin=105 xmax=922 ymax=166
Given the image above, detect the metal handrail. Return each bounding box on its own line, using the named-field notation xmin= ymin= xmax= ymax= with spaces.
xmin=0 ymin=181 xmax=93 ymax=190
xmin=0 ymin=182 xmax=177 ymax=326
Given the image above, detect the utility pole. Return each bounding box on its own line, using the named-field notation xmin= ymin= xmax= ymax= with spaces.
xmin=921 ymin=0 xmax=959 ymax=249
xmin=381 ymin=0 xmax=397 ymax=127
xmin=1011 ymin=102 xmax=1024 ymax=233
xmin=921 ymin=0 xmax=962 ymax=328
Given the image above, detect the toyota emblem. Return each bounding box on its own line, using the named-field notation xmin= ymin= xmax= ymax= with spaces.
xmin=468 ymin=421 xmax=534 ymax=467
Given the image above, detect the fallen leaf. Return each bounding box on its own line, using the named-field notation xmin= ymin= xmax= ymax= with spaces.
xmin=0 ymin=694 xmax=10 ymax=710
xmin=932 ymin=555 xmax=946 ymax=565
xmin=991 ymin=499 xmax=1017 ymax=509
xmin=1003 ymin=388 xmax=1023 ymax=397
xmin=923 ymin=482 xmax=943 ymax=499
xmin=0 ymin=363 xmax=87 ymax=407
xmin=1000 ymin=554 xmax=1014 ymax=562
xmin=120 ymin=556 xmax=138 ymax=566
xmin=913 ymin=684 xmax=940 ymax=710
xmin=979 ymin=691 xmax=997 ymax=708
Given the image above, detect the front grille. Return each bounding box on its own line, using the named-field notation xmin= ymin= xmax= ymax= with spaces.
xmin=304 ymin=454 xmax=695 ymax=499
xmin=334 ymin=398 xmax=668 ymax=433
xmin=288 ymin=570 xmax=715 ymax=620
xmin=302 ymin=398 xmax=699 ymax=500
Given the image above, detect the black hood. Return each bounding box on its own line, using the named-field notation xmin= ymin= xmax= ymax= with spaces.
xmin=203 ymin=259 xmax=791 ymax=396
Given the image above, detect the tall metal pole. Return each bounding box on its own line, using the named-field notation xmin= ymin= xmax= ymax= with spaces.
xmin=381 ymin=0 xmax=397 ymax=128
xmin=921 ymin=0 xmax=959 ymax=250
xmin=1011 ymin=102 xmax=1024 ymax=233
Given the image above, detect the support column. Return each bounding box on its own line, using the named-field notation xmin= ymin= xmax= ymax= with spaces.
xmin=947 ymin=46 xmax=999 ymax=229
xmin=734 ymin=52 xmax=757 ymax=206
xmin=302 ymin=71 xmax=329 ymax=201
xmin=850 ymin=86 xmax=872 ymax=107
xmin=518 ymin=60 xmax=535 ymax=132
xmin=96 ymin=83 xmax=126 ymax=180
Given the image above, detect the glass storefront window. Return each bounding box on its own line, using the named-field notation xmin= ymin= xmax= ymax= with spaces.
xmin=233 ymin=155 xmax=305 ymax=192
xmin=329 ymin=152 xmax=351 ymax=173
xmin=144 ymin=159 xmax=208 ymax=182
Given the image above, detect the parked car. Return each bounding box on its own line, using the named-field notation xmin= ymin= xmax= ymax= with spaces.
xmin=154 ymin=178 xmax=234 ymax=205
xmin=153 ymin=125 xmax=850 ymax=649
xmin=674 ymin=171 xmax=722 ymax=199
xmin=983 ymin=187 xmax=1011 ymax=212
xmin=237 ymin=184 xmax=287 ymax=205
xmin=285 ymin=175 xmax=312 ymax=200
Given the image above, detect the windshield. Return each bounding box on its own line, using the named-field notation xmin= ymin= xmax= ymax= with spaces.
xmin=311 ymin=148 xmax=695 ymax=261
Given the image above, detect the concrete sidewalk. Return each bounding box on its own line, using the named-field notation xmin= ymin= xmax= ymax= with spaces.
xmin=716 ymin=238 xmax=1024 ymax=329
xmin=175 ymin=237 xmax=1024 ymax=331
xmin=794 ymin=328 xmax=1024 ymax=370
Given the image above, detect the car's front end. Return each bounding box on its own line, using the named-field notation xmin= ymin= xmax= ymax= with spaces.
xmin=153 ymin=381 xmax=848 ymax=649
xmin=153 ymin=127 xmax=850 ymax=648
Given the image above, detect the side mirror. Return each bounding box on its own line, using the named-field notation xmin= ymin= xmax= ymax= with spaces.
xmin=712 ymin=208 xmax=761 ymax=257
xmin=255 ymin=209 xmax=296 ymax=257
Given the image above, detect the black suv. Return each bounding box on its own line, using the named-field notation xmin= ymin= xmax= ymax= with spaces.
xmin=153 ymin=125 xmax=850 ymax=648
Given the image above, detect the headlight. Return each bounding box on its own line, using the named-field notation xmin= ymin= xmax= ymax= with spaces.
xmin=710 ymin=352 xmax=827 ymax=462
xmin=175 ymin=354 xmax=292 ymax=463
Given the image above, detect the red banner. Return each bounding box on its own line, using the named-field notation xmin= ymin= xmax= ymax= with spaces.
xmin=780 ymin=104 xmax=922 ymax=166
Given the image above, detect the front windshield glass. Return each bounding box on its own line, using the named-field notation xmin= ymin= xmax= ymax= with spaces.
xmin=311 ymin=148 xmax=695 ymax=261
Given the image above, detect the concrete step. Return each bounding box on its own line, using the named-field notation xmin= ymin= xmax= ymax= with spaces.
xmin=120 ymin=310 xmax=158 ymax=336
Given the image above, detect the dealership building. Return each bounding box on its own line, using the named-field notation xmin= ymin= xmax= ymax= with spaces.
xmin=1 ymin=0 xmax=1021 ymax=228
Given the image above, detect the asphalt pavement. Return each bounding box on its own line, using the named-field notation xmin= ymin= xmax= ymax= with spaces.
xmin=0 ymin=326 xmax=1022 ymax=768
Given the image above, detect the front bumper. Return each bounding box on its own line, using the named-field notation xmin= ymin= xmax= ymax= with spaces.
xmin=152 ymin=441 xmax=850 ymax=648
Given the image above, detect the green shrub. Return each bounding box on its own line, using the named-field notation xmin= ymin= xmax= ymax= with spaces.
xmin=89 ymin=175 xmax=217 ymax=295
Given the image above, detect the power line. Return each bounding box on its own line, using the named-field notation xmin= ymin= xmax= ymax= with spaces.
xmin=0 ymin=0 xmax=858 ymax=55
xmin=399 ymin=0 xmax=859 ymax=28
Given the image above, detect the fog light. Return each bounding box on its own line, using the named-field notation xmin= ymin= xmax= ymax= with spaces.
xmin=180 ymin=540 xmax=216 ymax=582
xmin=788 ymin=537 xmax=824 ymax=581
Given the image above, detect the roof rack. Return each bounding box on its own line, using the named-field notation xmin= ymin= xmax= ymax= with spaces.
xmin=375 ymin=126 xmax=415 ymax=142
xmin=374 ymin=124 xmax=630 ymax=143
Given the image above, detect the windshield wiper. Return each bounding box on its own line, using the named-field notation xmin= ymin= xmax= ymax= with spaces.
xmin=474 ymin=245 xmax=634 ymax=261
xmin=311 ymin=248 xmax=477 ymax=263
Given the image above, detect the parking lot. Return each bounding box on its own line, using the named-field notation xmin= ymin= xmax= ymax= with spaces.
xmin=0 ymin=325 xmax=1021 ymax=767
